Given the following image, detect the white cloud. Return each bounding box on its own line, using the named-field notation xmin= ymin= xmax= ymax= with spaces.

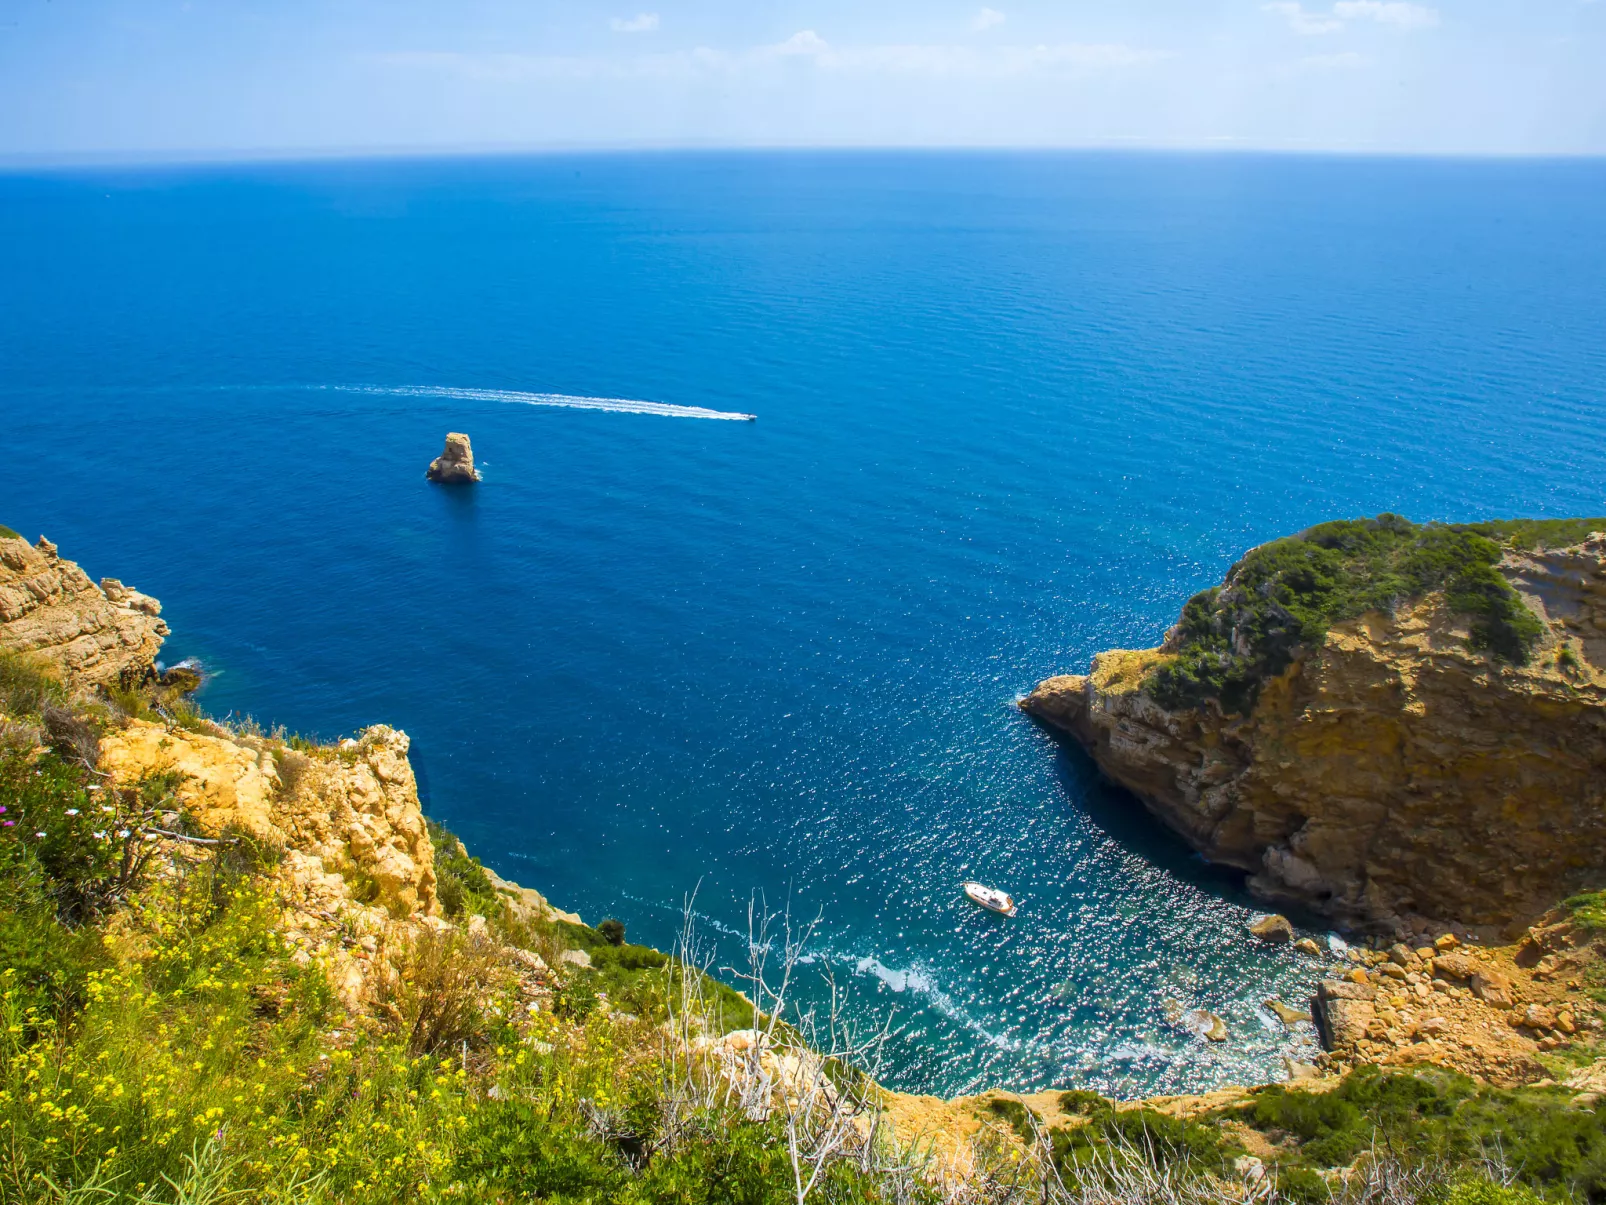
xmin=972 ymin=7 xmax=1007 ymax=32
xmin=1332 ymin=1 xmax=1439 ymax=28
xmin=766 ymin=29 xmax=830 ymax=57
xmin=1262 ymin=3 xmax=1344 ymax=35
xmin=1264 ymin=0 xmax=1437 ymax=34
xmin=378 ymin=34 xmax=1164 ymax=84
xmin=610 ymin=13 xmax=660 ymax=34
xmin=1297 ymin=50 xmax=1370 ymax=68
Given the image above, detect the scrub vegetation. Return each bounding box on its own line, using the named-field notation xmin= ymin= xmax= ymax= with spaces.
xmin=2 ymin=650 xmax=1601 ymax=1203
xmin=1147 ymin=515 xmax=1602 ymax=714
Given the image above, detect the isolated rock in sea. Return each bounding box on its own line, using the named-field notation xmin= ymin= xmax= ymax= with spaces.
xmin=1021 ymin=523 xmax=1606 ymax=930
xmin=1294 ymin=938 xmax=1323 ymax=957
xmin=426 ymin=432 xmax=481 ymax=483
xmin=1250 ymin=914 xmax=1296 ymax=944
xmin=0 ymin=531 xmax=168 ymax=685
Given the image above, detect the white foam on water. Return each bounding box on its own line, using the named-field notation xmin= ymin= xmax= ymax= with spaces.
xmin=854 ymin=956 xmax=936 ymax=996
xmin=331 ymin=383 xmax=757 ymax=422
xmin=848 ymin=955 xmax=1021 ymax=1053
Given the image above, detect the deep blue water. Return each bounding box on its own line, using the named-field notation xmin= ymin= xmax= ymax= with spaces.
xmin=3 ymin=152 xmax=1604 ymax=1097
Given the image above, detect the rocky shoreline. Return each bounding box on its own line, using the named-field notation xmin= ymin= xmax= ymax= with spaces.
xmin=4 ymin=523 xmax=1605 ymax=1148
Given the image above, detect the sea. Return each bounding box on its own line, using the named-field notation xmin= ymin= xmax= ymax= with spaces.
xmin=2 ymin=151 xmax=1603 ymax=1098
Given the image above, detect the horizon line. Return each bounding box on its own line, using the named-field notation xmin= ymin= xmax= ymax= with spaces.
xmin=4 ymin=139 xmax=1605 ymax=172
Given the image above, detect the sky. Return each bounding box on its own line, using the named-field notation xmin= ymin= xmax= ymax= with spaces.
xmin=0 ymin=0 xmax=1602 ymax=159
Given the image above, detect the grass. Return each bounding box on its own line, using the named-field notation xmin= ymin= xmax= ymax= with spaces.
xmin=0 ymin=525 xmax=18 ymax=541
xmin=1565 ymin=890 xmax=1606 ymax=932
xmin=1145 ymin=515 xmax=1590 ymax=713
xmin=0 ymin=650 xmax=67 ymax=719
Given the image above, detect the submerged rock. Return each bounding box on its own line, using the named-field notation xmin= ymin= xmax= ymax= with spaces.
xmin=426 ymin=432 xmax=482 ymax=483
xmin=1250 ymin=914 xmax=1296 ymax=944
xmin=1266 ymin=998 xmax=1313 ymax=1026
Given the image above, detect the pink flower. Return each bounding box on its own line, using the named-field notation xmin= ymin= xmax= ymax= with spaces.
xmin=1 ymin=820 xmax=13 ymax=827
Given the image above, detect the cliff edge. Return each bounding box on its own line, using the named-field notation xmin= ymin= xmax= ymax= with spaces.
xmin=1023 ymin=516 xmax=1606 ymax=934
xmin=0 ymin=528 xmax=167 ymax=686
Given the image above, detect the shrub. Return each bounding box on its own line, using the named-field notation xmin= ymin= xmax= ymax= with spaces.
xmin=0 ymin=746 xmax=184 ymax=925
xmin=381 ymin=927 xmax=509 ymax=1057
xmin=984 ymin=1096 xmax=1039 ymax=1144
xmin=425 ymin=818 xmax=499 ymax=921
xmin=599 ymin=917 xmax=627 ymax=947
xmin=41 ymin=705 xmax=102 ymax=770
xmin=1149 ymin=515 xmax=1554 ymax=713
xmin=1057 ymin=1089 xmax=1112 ymax=1116
xmin=1051 ymin=1105 xmax=1237 ymax=1179
xmin=1232 ymin=1067 xmax=1606 ymax=1201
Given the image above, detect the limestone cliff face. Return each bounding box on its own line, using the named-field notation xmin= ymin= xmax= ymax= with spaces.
xmin=99 ymin=720 xmax=440 ymax=919
xmin=0 ymin=532 xmax=168 ymax=686
xmin=1023 ymin=536 xmax=1606 ymax=932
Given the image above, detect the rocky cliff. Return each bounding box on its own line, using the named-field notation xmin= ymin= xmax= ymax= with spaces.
xmin=1023 ymin=522 xmax=1606 ymax=935
xmin=0 ymin=530 xmax=167 ymax=685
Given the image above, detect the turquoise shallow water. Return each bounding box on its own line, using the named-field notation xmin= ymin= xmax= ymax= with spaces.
xmin=2 ymin=151 xmax=1604 ymax=1097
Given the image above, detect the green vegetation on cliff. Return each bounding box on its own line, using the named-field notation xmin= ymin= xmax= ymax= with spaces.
xmin=1148 ymin=515 xmax=1600 ymax=713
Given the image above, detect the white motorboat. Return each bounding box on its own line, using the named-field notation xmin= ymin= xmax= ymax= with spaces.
xmin=962 ymin=881 xmax=1017 ymax=917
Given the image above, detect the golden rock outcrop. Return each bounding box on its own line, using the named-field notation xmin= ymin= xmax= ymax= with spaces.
xmin=0 ymin=531 xmax=167 ymax=685
xmin=1023 ymin=535 xmax=1606 ymax=933
xmin=99 ymin=720 xmax=440 ymax=920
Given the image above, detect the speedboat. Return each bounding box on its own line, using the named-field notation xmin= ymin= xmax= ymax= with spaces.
xmin=963 ymin=881 xmax=1017 ymax=917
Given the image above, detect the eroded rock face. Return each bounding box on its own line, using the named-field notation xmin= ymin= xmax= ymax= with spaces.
xmin=426 ymin=432 xmax=481 ymax=483
xmin=1023 ymin=536 xmax=1606 ymax=931
xmin=0 ymin=533 xmax=168 ymax=685
xmin=99 ymin=720 xmax=439 ymax=918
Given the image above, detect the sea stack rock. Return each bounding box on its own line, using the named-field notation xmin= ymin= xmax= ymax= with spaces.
xmin=426 ymin=433 xmax=481 ymax=483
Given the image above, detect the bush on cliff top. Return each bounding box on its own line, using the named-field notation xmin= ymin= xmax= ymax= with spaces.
xmin=1144 ymin=514 xmax=1598 ymax=714
xmin=1234 ymin=1065 xmax=1606 ymax=1203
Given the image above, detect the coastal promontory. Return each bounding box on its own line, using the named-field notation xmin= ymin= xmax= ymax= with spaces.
xmin=1023 ymin=516 xmax=1606 ymax=935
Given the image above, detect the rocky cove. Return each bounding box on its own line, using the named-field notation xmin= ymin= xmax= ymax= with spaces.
xmin=4 ymin=519 xmax=1606 ymax=1202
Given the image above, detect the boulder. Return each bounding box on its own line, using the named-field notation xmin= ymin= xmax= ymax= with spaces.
xmin=426 ymin=432 xmax=482 ymax=483
xmin=1470 ymin=970 xmax=1514 ymax=1009
xmin=1294 ymin=937 xmax=1323 ymax=956
xmin=1282 ymin=1057 xmax=1321 ymax=1082
xmin=1249 ymin=914 xmax=1296 ymax=944
xmin=1521 ymin=1003 xmax=1556 ymax=1031
xmin=1431 ymin=952 xmax=1479 ymax=981
xmin=1315 ymin=996 xmax=1375 ymax=1050
xmin=1318 ymin=978 xmax=1376 ymax=1003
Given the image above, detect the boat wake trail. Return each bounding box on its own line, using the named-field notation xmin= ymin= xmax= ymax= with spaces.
xmin=331 ymin=384 xmax=756 ymax=422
